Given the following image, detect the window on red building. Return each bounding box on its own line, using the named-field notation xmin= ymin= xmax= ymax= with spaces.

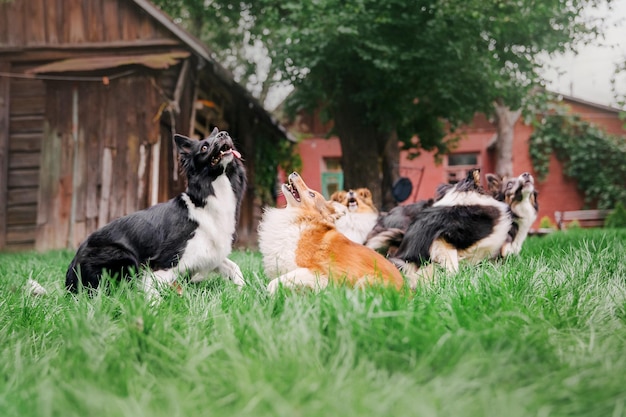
xmin=445 ymin=153 xmax=480 ymax=184
xmin=321 ymin=158 xmax=343 ymax=198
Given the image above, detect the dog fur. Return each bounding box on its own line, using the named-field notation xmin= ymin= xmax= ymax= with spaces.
xmin=486 ymin=172 xmax=538 ymax=256
xmin=389 ymin=169 xmax=512 ymax=283
xmin=329 ymin=188 xmax=379 ymax=244
xmin=65 ymin=128 xmax=247 ymax=299
xmin=258 ymin=172 xmax=404 ymax=293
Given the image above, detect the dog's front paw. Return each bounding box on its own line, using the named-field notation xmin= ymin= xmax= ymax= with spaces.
xmin=267 ymin=278 xmax=281 ymax=294
xmin=220 ymin=258 xmax=246 ymax=287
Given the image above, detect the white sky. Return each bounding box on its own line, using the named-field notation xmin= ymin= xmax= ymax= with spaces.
xmin=541 ymin=1 xmax=626 ymax=107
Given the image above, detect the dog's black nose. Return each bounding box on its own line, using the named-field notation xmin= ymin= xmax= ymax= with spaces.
xmin=521 ymin=172 xmax=530 ymax=178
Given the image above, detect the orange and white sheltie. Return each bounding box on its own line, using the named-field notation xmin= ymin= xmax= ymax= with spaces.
xmin=258 ymin=172 xmax=404 ymax=294
xmin=329 ymin=188 xmax=379 ymax=244
xmin=486 ymin=172 xmax=538 ymax=256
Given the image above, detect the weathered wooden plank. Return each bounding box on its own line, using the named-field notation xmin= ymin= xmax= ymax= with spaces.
xmin=36 ymin=83 xmax=73 ymax=251
xmin=8 ymin=169 xmax=39 ymax=188
xmin=9 ymin=133 xmax=42 ymax=152
xmin=6 ymin=225 xmax=37 ymax=243
xmin=149 ymin=138 xmax=160 ymax=206
xmin=120 ymin=0 xmax=139 ymax=40
xmin=8 ymin=188 xmax=38 ymax=206
xmin=10 ymin=77 xmax=46 ymax=98
xmin=9 ymin=115 xmax=45 ymax=134
xmin=98 ymin=147 xmax=113 ymax=228
xmin=137 ymin=143 xmax=148 ymax=208
xmin=25 ymin=0 xmax=47 ymax=45
xmin=45 ymin=0 xmax=62 ymax=44
xmin=124 ymin=81 xmax=140 ymax=213
xmin=0 ymin=61 xmax=10 ymax=248
xmin=10 ymin=95 xmax=45 ymax=116
xmin=66 ymin=0 xmax=86 ymax=43
xmin=3 ymin=242 xmax=35 ymax=252
xmin=3 ymin=0 xmax=24 ymax=47
xmin=7 ymin=204 xmax=37 ymax=226
xmin=0 ymin=2 xmax=8 ymax=44
xmin=85 ymin=84 xmax=103 ymax=223
xmin=72 ymin=87 xmax=88 ymax=225
xmin=102 ymin=0 xmax=120 ymax=42
xmin=85 ymin=0 xmax=105 ymax=43
xmin=9 ymin=152 xmax=40 ymax=169
xmin=125 ymin=133 xmax=139 ymax=213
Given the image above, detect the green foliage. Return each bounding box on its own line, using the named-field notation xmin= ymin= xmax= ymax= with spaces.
xmin=605 ymin=202 xmax=626 ymax=228
xmin=2 ymin=229 xmax=626 ymax=416
xmin=539 ymin=216 xmax=556 ymax=230
xmin=529 ymin=104 xmax=626 ymax=209
xmin=567 ymin=219 xmax=582 ymax=230
xmin=254 ymin=137 xmax=302 ymax=205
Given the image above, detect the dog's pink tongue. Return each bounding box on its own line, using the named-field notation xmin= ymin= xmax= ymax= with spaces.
xmin=232 ymin=149 xmax=242 ymax=159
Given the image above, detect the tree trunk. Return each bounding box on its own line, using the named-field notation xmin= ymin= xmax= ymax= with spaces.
xmin=333 ymin=98 xmax=391 ymax=209
xmin=493 ymin=100 xmax=522 ymax=178
xmin=379 ymin=130 xmax=400 ymax=211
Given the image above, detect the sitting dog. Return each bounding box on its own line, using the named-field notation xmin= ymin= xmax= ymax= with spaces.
xmin=329 ymin=188 xmax=379 ymax=244
xmin=486 ymin=172 xmax=538 ymax=256
xmin=389 ymin=169 xmax=512 ymax=284
xmin=258 ymin=172 xmax=404 ymax=294
xmin=65 ymin=128 xmax=247 ymax=299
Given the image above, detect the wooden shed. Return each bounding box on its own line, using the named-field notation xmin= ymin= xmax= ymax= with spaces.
xmin=0 ymin=0 xmax=291 ymax=251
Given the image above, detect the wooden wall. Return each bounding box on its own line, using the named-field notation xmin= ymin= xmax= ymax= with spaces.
xmin=0 ymin=0 xmax=172 ymax=47
xmin=35 ymin=75 xmax=162 ymax=250
xmin=0 ymin=0 xmax=289 ymax=251
xmin=0 ymin=63 xmax=45 ymax=250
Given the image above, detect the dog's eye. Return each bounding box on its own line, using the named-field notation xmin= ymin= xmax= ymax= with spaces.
xmin=309 ymin=191 xmax=315 ymax=198
xmin=201 ymin=145 xmax=208 ymax=152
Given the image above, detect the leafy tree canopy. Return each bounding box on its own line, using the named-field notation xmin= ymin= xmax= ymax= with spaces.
xmin=154 ymin=0 xmax=613 ymax=206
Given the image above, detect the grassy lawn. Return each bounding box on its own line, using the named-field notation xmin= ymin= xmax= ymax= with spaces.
xmin=1 ymin=228 xmax=625 ymax=417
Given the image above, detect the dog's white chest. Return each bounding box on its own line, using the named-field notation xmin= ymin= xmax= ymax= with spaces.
xmin=179 ymin=174 xmax=237 ymax=272
xmin=335 ymin=213 xmax=378 ymax=244
xmin=258 ymin=208 xmax=301 ymax=277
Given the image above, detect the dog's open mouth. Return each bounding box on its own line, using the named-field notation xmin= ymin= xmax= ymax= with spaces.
xmin=347 ymin=197 xmax=358 ymax=211
xmin=211 ymin=144 xmax=242 ymax=166
xmin=285 ymin=179 xmax=301 ymax=202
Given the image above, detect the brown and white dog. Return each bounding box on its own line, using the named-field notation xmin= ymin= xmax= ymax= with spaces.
xmin=258 ymin=172 xmax=404 ymax=294
xmin=486 ymin=172 xmax=538 ymax=256
xmin=329 ymin=188 xmax=379 ymax=244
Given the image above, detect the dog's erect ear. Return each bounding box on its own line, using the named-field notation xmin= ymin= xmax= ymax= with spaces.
xmin=174 ymin=134 xmax=195 ymax=156
xmin=329 ymin=190 xmax=346 ymax=203
xmin=209 ymin=127 xmax=219 ymax=138
xmin=485 ymin=173 xmax=502 ymax=195
xmin=356 ymin=188 xmax=372 ymax=200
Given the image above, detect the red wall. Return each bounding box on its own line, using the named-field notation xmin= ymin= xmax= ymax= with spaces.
xmin=294 ymin=98 xmax=625 ymax=228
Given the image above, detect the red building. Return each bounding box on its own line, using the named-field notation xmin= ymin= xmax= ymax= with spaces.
xmin=288 ymin=95 xmax=626 ymax=228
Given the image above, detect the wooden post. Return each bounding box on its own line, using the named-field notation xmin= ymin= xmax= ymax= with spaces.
xmin=0 ymin=62 xmax=10 ymax=249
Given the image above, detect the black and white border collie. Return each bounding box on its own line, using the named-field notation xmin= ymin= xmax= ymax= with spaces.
xmin=388 ymin=170 xmax=512 ymax=284
xmin=487 ymin=172 xmax=538 ymax=256
xmin=65 ymin=128 xmax=247 ymax=299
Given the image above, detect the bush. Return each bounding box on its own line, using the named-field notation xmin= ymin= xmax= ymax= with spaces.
xmin=605 ymin=202 xmax=626 ymax=228
xmin=539 ymin=216 xmax=556 ymax=230
xmin=567 ymin=219 xmax=581 ymax=230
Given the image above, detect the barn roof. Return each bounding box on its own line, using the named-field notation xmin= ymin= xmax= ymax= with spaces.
xmin=130 ymin=0 xmax=294 ymax=142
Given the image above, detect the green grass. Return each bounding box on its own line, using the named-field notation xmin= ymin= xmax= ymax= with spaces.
xmin=1 ymin=229 xmax=625 ymax=417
